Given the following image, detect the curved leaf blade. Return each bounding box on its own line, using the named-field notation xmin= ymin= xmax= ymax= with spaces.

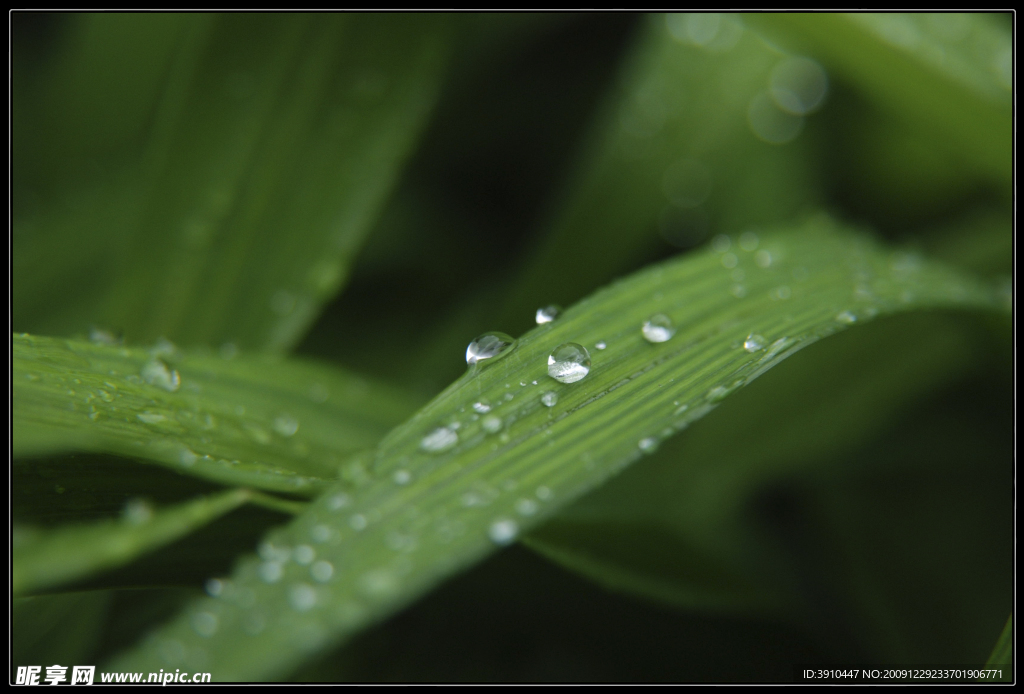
xmin=13 ymin=335 xmax=423 ymax=495
xmin=107 ymin=216 xmax=1006 ymax=680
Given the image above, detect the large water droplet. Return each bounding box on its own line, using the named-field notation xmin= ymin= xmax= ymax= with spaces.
xmin=489 ymin=519 xmax=519 ymax=545
xmin=472 ymin=399 xmax=491 ymax=414
xmin=273 ymin=414 xmax=299 ymax=437
xmin=541 ymin=391 xmax=558 ymax=407
xmin=420 ymin=426 xmax=458 ymax=453
xmin=535 ymin=305 xmax=562 ymax=324
xmin=481 ymin=415 xmax=503 ymax=434
xmin=638 ymin=437 xmax=659 ymax=454
xmin=466 ymin=332 xmax=516 ymax=367
xmin=642 ymin=315 xmax=676 ymax=343
xmin=547 ymin=343 xmax=591 ymax=384
xmin=744 ymin=334 xmax=766 ymax=352
xmin=293 ymin=545 xmax=316 ymax=565
xmin=310 ymin=560 xmax=334 ymax=583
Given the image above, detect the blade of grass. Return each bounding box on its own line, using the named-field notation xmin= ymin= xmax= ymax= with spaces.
xmin=13 ymin=335 xmax=424 ymax=495
xmin=985 ymin=614 xmax=1012 ymax=668
xmin=13 ymin=14 xmax=452 ymax=351
xmin=14 ymin=489 xmax=252 ymax=596
xmin=108 ymin=216 xmax=1006 ymax=680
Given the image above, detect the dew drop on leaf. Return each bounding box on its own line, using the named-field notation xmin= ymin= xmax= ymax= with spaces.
xmin=466 ymin=332 xmax=516 ymax=367
xmin=541 ymin=391 xmax=558 ymax=407
xmin=421 ymin=426 xmax=458 ymax=452
xmin=642 ymin=314 xmax=676 ymax=343
xmin=535 ymin=304 xmax=562 ymax=324
xmin=744 ymin=334 xmax=766 ymax=352
xmin=488 ymin=518 xmax=518 ymax=545
xmin=547 ymin=343 xmax=591 ymax=384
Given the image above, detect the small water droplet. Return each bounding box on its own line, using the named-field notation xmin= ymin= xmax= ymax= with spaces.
xmin=327 ymin=493 xmax=350 ymax=510
xmin=731 ymin=284 xmax=747 ymax=298
xmin=707 ymin=385 xmax=730 ymax=402
xmin=141 ymin=359 xmax=180 ymax=392
xmin=420 ymin=426 xmax=458 ymax=453
xmin=836 ymin=310 xmax=857 ymax=324
xmin=472 ymin=400 xmax=491 ymax=414
xmin=122 ymin=498 xmax=154 ymax=525
xmin=772 ymin=285 xmax=791 ymax=300
xmin=137 ymin=412 xmax=167 ymax=424
xmin=541 ymin=391 xmax=558 ymax=407
xmin=392 ymin=469 xmax=411 ymax=485
xmin=466 ymin=332 xmax=516 ymax=367
xmin=721 ymin=252 xmax=738 ymax=269
xmin=97 ymin=389 xmax=114 ymax=402
xmin=738 ymin=231 xmax=759 ymax=251
xmin=288 ymin=583 xmax=317 ymax=611
xmin=595 ymin=341 xmax=607 ymax=350
xmin=489 ymin=518 xmax=519 ymax=545
xmin=744 ymin=334 xmax=766 ymax=352
xmin=273 ymin=414 xmax=299 ymax=437
xmin=310 ymin=560 xmax=334 ymax=583
xmin=310 ymin=525 xmax=332 ymax=543
xmin=293 ymin=545 xmax=316 ymax=565
xmin=536 ymin=486 xmax=553 ymax=500
xmin=191 ymin=612 xmax=219 ymax=637
xmin=516 ymin=498 xmax=539 ymax=516
xmin=259 ymin=561 xmax=283 ymax=583
xmin=178 ymin=448 xmax=198 ymax=467
xmin=642 ymin=315 xmax=675 ymax=343
xmin=349 ymin=514 xmax=367 ymax=530
xmin=711 ymin=234 xmax=731 ymax=252
xmin=547 ymin=343 xmax=591 ymax=384
xmin=638 ymin=437 xmax=659 ymax=454
xmin=754 ymin=250 xmax=773 ymax=268
xmin=89 ymin=327 xmax=122 ymax=346
xmin=481 ymin=415 xmax=503 ymax=434
xmin=205 ymin=578 xmax=226 ymax=597
xmin=535 ymin=304 xmax=562 ymax=324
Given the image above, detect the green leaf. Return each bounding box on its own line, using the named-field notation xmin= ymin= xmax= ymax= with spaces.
xmin=13 ymin=335 xmax=423 ymax=495
xmin=985 ymin=614 xmax=1012 ymax=667
xmin=743 ymin=13 xmax=1011 ymax=188
xmin=108 ymin=217 xmax=1005 ymax=679
xmin=14 ymin=489 xmax=252 ymax=596
xmin=13 ymin=13 xmax=452 ymax=351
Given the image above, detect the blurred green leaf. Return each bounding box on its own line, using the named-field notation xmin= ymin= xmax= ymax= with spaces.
xmin=109 ymin=217 xmax=1005 ymax=679
xmin=13 ymin=334 xmax=423 ymax=495
xmin=13 ymin=13 xmax=452 ymax=351
xmin=985 ymin=614 xmax=1012 ymax=668
xmin=14 ymin=489 xmax=252 ymax=596
xmin=743 ymin=13 xmax=1011 ymax=189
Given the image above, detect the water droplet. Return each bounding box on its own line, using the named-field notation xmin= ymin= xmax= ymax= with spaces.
xmin=178 ymin=448 xmax=198 ymax=467
xmin=293 ymin=545 xmax=316 ymax=565
xmin=836 ymin=310 xmax=857 ymax=324
xmin=516 ymin=498 xmax=539 ymax=516
xmin=137 ymin=412 xmax=167 ymax=424
xmin=89 ymin=327 xmax=122 ymax=346
xmin=392 ymin=469 xmax=411 ymax=485
xmin=349 ymin=514 xmax=367 ymax=531
xmin=327 ymin=493 xmax=350 ymax=510
xmin=122 ymin=498 xmax=154 ymax=525
xmin=481 ymin=415 xmax=503 ymax=434
xmin=772 ymin=285 xmax=792 ymax=300
xmin=595 ymin=341 xmax=607 ymax=350
xmin=420 ymin=426 xmax=458 ymax=453
xmin=738 ymin=231 xmax=759 ymax=251
xmin=642 ymin=315 xmax=676 ymax=343
xmin=707 ymin=385 xmax=730 ymax=402
xmin=731 ymin=284 xmax=747 ymax=298
xmin=141 ymin=359 xmax=180 ymax=392
xmin=219 ymin=343 xmax=238 ymax=360
xmin=310 ymin=525 xmax=332 ymax=543
xmin=258 ymin=561 xmax=283 ymax=583
xmin=535 ymin=305 xmax=562 ymax=324
xmin=288 ymin=583 xmax=317 ymax=611
xmin=191 ymin=612 xmax=219 ymax=638
xmin=721 ymin=252 xmax=738 ymax=269
xmin=489 ymin=519 xmax=519 ymax=545
xmin=770 ymin=57 xmax=828 ymax=115
xmin=310 ymin=560 xmax=334 ymax=583
xmin=273 ymin=414 xmax=299 ymax=437
xmin=472 ymin=400 xmax=491 ymax=414
xmin=547 ymin=343 xmax=591 ymax=384
xmin=466 ymin=332 xmax=516 ymax=367
xmin=638 ymin=437 xmax=659 ymax=454
xmin=744 ymin=334 xmax=766 ymax=352
xmin=361 ymin=569 xmax=398 ymax=597
xmin=754 ymin=250 xmax=773 ymax=268
xmin=541 ymin=391 xmax=558 ymax=407
xmin=711 ymin=234 xmax=731 ymax=252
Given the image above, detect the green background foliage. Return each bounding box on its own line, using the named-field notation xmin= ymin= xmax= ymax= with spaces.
xmin=12 ymin=12 xmax=1012 ymax=682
